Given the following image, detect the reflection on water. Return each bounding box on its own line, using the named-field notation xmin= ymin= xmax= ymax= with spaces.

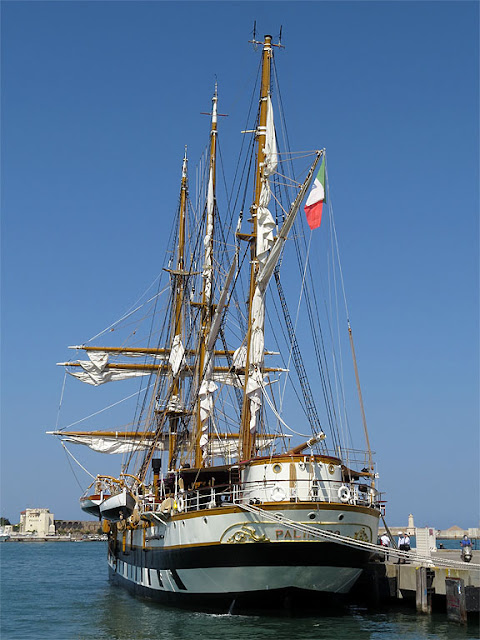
xmin=92 ymin=584 xmax=478 ymax=640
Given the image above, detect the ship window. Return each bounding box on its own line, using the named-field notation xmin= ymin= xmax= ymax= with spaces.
xmin=272 ymin=464 xmax=282 ymax=474
xmin=147 ymin=569 xmax=151 ymax=586
xmin=308 ymin=512 xmax=316 ymax=520
xmin=338 ymin=514 xmax=344 ymax=521
xmin=157 ymin=570 xmax=163 ymax=588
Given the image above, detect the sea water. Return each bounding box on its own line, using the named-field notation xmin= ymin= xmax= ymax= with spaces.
xmin=1 ymin=542 xmax=478 ymax=640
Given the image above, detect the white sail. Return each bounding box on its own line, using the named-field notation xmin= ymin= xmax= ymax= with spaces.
xmin=246 ymin=94 xmax=277 ymax=433
xmin=53 ymin=433 xmax=165 ymax=454
xmin=198 ymin=87 xmax=219 ymax=461
xmin=256 ymin=96 xmax=277 ymax=267
xmin=203 ymin=166 xmax=214 ymax=302
xmin=64 ymin=351 xmax=150 ymax=386
xmin=207 ymin=434 xmax=286 ymax=459
xmin=169 ymin=335 xmax=185 ymax=376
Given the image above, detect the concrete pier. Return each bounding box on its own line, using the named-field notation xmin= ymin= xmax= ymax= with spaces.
xmin=351 ymin=550 xmax=480 ymax=624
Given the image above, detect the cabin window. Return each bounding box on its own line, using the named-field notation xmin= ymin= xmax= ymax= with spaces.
xmin=272 ymin=464 xmax=282 ymax=474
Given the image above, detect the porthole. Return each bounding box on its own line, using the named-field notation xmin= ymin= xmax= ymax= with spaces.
xmin=308 ymin=512 xmax=317 ymax=520
xmin=272 ymin=463 xmax=282 ymax=474
xmin=328 ymin=464 xmax=335 ymax=475
xmin=338 ymin=514 xmax=344 ymax=521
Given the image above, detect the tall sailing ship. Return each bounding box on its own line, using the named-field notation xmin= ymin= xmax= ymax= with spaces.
xmin=50 ymin=34 xmax=382 ymax=612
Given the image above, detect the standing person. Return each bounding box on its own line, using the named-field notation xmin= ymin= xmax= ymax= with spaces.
xmin=380 ymin=533 xmax=390 ymax=560
xmin=397 ymin=531 xmax=411 ymax=563
xmin=398 ymin=531 xmax=411 ymax=550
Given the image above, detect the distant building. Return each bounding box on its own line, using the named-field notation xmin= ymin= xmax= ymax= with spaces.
xmin=19 ymin=509 xmax=56 ymax=536
xmin=407 ymin=513 xmax=415 ymax=536
xmin=54 ymin=520 xmax=101 ymax=535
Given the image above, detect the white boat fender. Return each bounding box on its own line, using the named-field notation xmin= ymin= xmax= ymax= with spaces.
xmin=270 ymin=485 xmax=287 ymax=501
xmin=338 ymin=485 xmax=351 ymax=503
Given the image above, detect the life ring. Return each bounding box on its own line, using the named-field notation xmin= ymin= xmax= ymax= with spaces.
xmin=270 ymin=485 xmax=287 ymax=502
xmin=176 ymin=496 xmax=185 ymax=512
xmin=338 ymin=485 xmax=351 ymax=503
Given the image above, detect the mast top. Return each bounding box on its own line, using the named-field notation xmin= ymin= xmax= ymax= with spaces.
xmin=182 ymin=146 xmax=188 ymax=179
xmin=249 ymin=33 xmax=284 ymax=50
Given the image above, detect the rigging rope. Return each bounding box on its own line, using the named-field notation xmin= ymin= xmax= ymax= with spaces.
xmin=57 ymin=383 xmax=155 ymax=431
xmin=238 ymin=502 xmax=480 ymax=571
xmin=279 ymin=232 xmax=312 ymax=411
xmin=61 ymin=442 xmax=95 ymax=481
xmin=260 ymin=380 xmax=311 ymax=438
xmin=55 ymin=370 xmax=67 ymax=430
xmin=86 ymin=285 xmax=169 ymax=344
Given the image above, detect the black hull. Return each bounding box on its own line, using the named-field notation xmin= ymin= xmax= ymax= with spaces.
xmin=111 ymin=539 xmax=371 ymax=570
xmin=107 ymin=540 xmax=372 ymax=613
xmin=108 ymin=565 xmax=350 ymax=614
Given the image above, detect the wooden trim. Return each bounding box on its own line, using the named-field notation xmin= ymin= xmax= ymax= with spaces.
xmin=165 ymin=501 xmax=379 ymax=522
xmin=241 ymin=454 xmax=341 ymax=467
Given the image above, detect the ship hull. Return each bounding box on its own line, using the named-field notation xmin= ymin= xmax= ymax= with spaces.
xmin=106 ymin=502 xmax=379 ymax=612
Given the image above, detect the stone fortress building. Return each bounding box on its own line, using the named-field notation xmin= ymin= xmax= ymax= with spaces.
xmin=19 ymin=508 xmax=56 ymax=536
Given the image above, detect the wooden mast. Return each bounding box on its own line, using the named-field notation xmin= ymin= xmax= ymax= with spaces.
xmin=239 ymin=35 xmax=273 ymax=461
xmin=194 ymin=85 xmax=218 ymax=468
xmin=168 ymin=149 xmax=188 ymax=470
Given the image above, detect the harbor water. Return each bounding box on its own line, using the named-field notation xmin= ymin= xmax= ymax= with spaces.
xmin=1 ymin=542 xmax=478 ymax=640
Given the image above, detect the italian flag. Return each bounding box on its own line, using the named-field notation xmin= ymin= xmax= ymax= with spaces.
xmin=304 ymin=155 xmax=325 ymax=230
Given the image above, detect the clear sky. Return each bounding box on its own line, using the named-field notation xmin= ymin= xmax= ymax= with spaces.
xmin=1 ymin=1 xmax=478 ymax=530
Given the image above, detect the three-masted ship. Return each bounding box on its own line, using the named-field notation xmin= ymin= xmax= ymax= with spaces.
xmin=50 ymin=34 xmax=382 ymax=612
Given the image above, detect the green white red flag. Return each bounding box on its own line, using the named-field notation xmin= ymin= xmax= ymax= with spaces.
xmin=304 ymin=155 xmax=325 ymax=230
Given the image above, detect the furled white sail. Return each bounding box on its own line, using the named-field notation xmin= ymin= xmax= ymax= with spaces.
xmin=246 ymin=94 xmax=278 ymax=433
xmin=207 ymin=434 xmax=285 ymax=460
xmin=203 ymin=166 xmax=214 ymax=303
xmin=256 ymin=96 xmax=277 ymax=267
xmin=49 ymin=429 xmax=283 ymax=459
xmin=65 ymin=351 xmax=150 ymax=386
xmin=169 ymin=335 xmax=185 ymax=376
xmin=56 ymin=433 xmax=165 ymax=454
xmin=198 ymin=86 xmax=219 ymax=461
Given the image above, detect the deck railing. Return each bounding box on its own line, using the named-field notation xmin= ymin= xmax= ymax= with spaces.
xmin=140 ymin=478 xmax=382 ymax=516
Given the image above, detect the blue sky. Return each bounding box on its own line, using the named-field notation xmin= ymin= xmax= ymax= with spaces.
xmin=1 ymin=1 xmax=478 ymax=529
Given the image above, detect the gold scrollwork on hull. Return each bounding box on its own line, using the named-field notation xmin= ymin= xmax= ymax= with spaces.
xmin=353 ymin=527 xmax=370 ymax=542
xmin=226 ymin=525 xmax=270 ymax=544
